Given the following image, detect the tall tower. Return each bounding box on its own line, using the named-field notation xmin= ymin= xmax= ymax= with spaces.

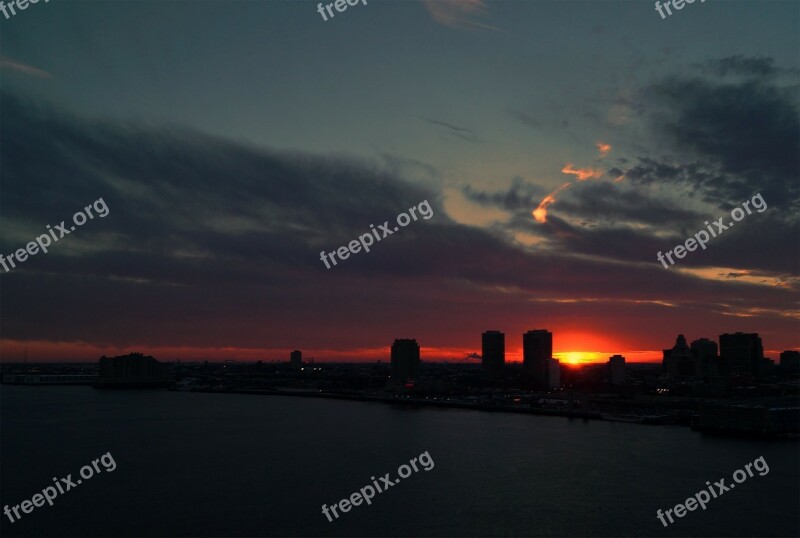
xmin=290 ymin=350 xmax=302 ymax=370
xmin=663 ymin=334 xmax=693 ymax=380
xmin=482 ymin=331 xmax=505 ymax=381
xmin=391 ymin=339 xmax=420 ymax=385
xmin=523 ymin=330 xmax=552 ymax=388
xmin=607 ymin=354 xmax=626 ymax=384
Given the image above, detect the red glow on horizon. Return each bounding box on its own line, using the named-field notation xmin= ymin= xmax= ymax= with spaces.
xmin=0 ymin=339 xmax=663 ymax=364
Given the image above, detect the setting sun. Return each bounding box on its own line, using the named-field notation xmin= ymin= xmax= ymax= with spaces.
xmin=555 ymin=351 xmax=603 ymax=365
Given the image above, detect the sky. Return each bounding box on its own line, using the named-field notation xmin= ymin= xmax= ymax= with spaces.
xmin=1 ymin=0 xmax=798 ymax=364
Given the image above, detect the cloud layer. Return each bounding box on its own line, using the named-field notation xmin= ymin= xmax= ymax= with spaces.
xmin=1 ymin=54 xmax=798 ymax=361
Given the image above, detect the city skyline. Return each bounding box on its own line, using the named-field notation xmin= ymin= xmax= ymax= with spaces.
xmin=2 ymin=326 xmax=794 ymax=366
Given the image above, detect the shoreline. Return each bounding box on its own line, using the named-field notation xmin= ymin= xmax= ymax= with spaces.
xmin=183 ymin=386 xmax=682 ymax=425
xmin=184 ymin=388 xmax=798 ymax=439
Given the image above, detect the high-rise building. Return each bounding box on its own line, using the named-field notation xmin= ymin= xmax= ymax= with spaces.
xmin=663 ymin=335 xmax=693 ymax=380
xmin=608 ymin=354 xmax=626 ymax=384
xmin=719 ymin=332 xmax=764 ymax=377
xmin=779 ymin=350 xmax=800 ymax=376
xmin=391 ymin=339 xmax=420 ymax=385
xmin=482 ymin=331 xmax=505 ymax=381
xmin=523 ymin=329 xmax=552 ymax=388
xmin=691 ymin=338 xmax=719 ymax=378
xmin=290 ymin=350 xmax=302 ymax=369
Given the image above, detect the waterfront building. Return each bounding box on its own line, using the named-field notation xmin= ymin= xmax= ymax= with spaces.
xmin=719 ymin=332 xmax=764 ymax=378
xmin=95 ymin=353 xmax=171 ymax=388
xmin=2 ymin=374 xmax=96 ymax=385
xmin=391 ymin=339 xmax=420 ymax=385
xmin=523 ymin=329 xmax=552 ymax=388
xmin=290 ymin=350 xmax=302 ymax=370
xmin=608 ymin=354 xmax=626 ymax=385
xmin=482 ymin=331 xmax=505 ymax=381
xmin=663 ymin=335 xmax=693 ymax=380
xmin=697 ymin=399 xmax=800 ymax=435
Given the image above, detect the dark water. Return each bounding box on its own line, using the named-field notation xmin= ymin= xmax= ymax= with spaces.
xmin=1 ymin=386 xmax=798 ymax=537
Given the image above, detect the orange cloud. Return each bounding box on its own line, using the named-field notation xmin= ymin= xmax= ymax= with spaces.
xmin=532 ymin=182 xmax=571 ymax=223
xmin=533 ymin=143 xmax=615 ymax=224
xmin=561 ymin=164 xmax=602 ymax=181
xmin=595 ymin=141 xmax=611 ymax=157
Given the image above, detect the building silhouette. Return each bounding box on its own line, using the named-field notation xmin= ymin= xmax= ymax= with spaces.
xmin=482 ymin=331 xmax=505 ymax=381
xmin=95 ymin=353 xmax=171 ymax=388
xmin=720 ymin=332 xmax=763 ymax=378
xmin=290 ymin=350 xmax=302 ymax=370
xmin=691 ymin=338 xmax=719 ymax=379
xmin=663 ymin=335 xmax=693 ymax=380
xmin=391 ymin=339 xmax=420 ymax=385
xmin=523 ymin=329 xmax=552 ymax=388
xmin=779 ymin=350 xmax=800 ymax=376
xmin=608 ymin=354 xmax=626 ymax=384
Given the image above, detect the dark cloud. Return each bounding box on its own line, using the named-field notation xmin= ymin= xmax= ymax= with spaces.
xmin=621 ymin=158 xmax=736 ymax=205
xmin=694 ymin=55 xmax=798 ymax=78
xmin=1 ymin=92 xmax=796 ymax=355
xmin=461 ymin=177 xmax=544 ymax=212
xmin=457 ymin=170 xmax=797 ymax=277
xmin=607 ymin=167 xmax=625 ymax=178
xmin=552 ymin=182 xmax=704 ymax=228
xmin=464 ymin=178 xmax=703 ymax=229
xmin=629 ymin=64 xmax=800 ymax=212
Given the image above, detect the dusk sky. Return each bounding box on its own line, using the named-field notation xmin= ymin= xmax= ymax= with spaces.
xmin=1 ymin=0 xmax=798 ymax=363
